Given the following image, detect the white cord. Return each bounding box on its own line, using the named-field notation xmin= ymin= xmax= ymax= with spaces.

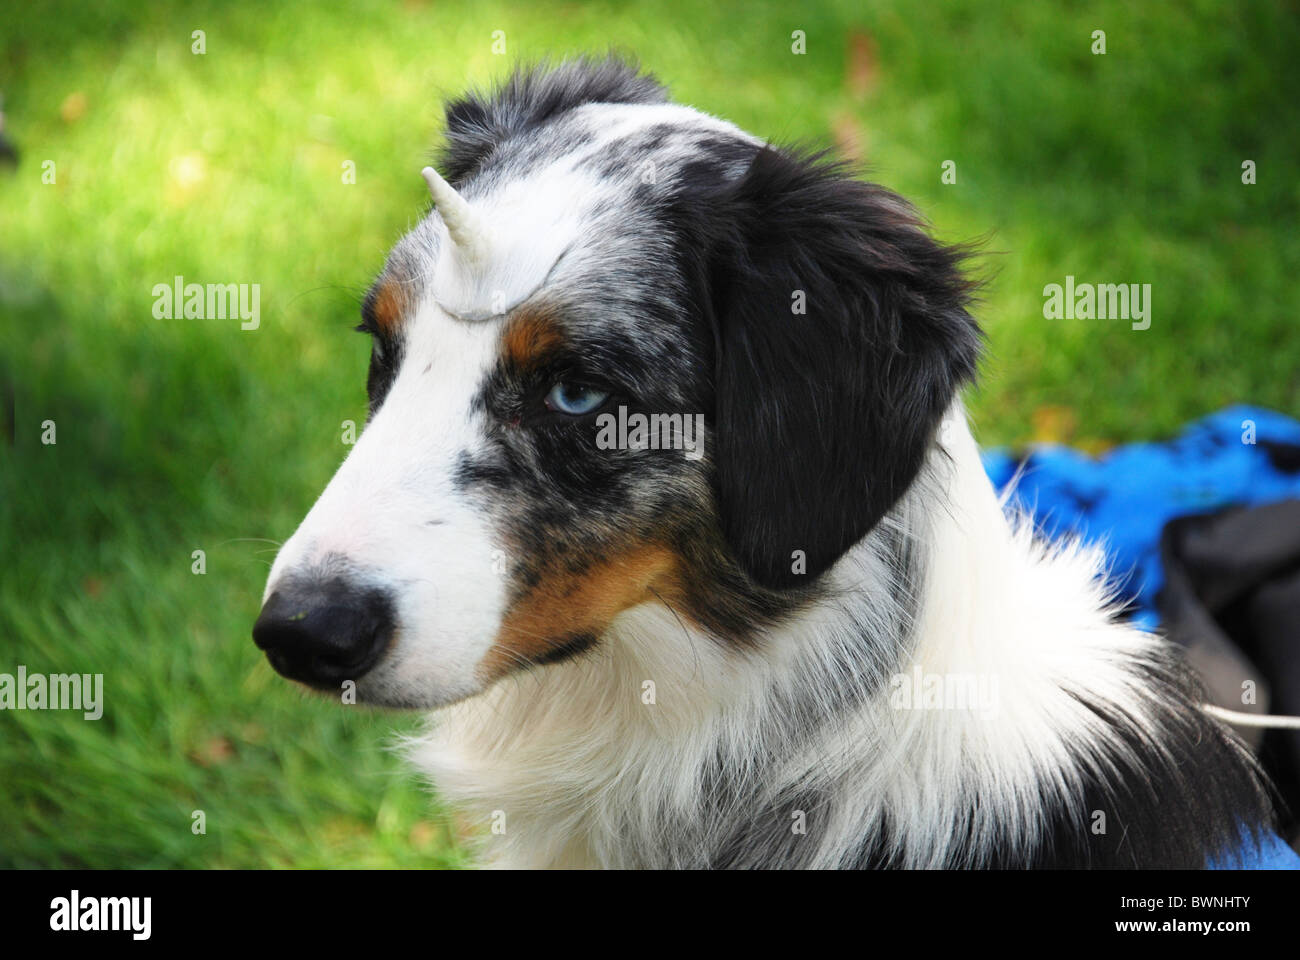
xmin=1202 ymin=704 xmax=1300 ymax=730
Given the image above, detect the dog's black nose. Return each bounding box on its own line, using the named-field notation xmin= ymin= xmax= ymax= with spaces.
xmin=253 ymin=583 xmax=394 ymax=689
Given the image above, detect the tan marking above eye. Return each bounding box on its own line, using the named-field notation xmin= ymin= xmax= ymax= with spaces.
xmin=500 ymin=308 xmax=565 ymax=372
xmin=370 ymin=278 xmax=407 ymax=337
xmin=479 ymin=543 xmax=682 ymax=682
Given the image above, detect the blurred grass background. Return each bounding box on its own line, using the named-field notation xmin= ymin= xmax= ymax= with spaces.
xmin=1 ymin=0 xmax=1297 ymax=867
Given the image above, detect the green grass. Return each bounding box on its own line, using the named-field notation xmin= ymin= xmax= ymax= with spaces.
xmin=1 ymin=0 xmax=1297 ymax=867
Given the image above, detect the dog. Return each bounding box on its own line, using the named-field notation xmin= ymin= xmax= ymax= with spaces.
xmin=253 ymin=56 xmax=1283 ymax=868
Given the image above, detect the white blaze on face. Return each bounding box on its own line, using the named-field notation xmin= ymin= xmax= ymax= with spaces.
xmin=263 ymin=301 xmax=509 ymax=707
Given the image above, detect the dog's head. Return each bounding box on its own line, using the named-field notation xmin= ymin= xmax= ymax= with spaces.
xmin=253 ymin=57 xmax=980 ymax=708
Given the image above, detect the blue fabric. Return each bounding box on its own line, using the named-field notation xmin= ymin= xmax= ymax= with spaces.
xmin=1209 ymin=831 xmax=1300 ymax=870
xmin=981 ymin=405 xmax=1300 ymax=632
xmin=979 ymin=405 xmax=1300 ymax=870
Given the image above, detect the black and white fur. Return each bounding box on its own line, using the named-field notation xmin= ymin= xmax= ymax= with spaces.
xmin=255 ymin=57 xmax=1277 ymax=868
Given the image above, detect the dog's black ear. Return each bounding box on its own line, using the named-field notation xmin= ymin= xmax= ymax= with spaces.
xmin=703 ymin=147 xmax=981 ymax=590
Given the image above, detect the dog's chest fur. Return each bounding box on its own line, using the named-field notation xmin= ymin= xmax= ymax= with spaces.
xmin=410 ymin=411 xmax=1270 ymax=869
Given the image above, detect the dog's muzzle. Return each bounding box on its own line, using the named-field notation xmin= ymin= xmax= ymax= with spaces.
xmin=252 ymin=579 xmax=394 ymax=690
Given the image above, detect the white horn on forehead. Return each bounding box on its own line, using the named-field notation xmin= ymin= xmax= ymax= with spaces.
xmin=421 ymin=166 xmax=490 ymax=264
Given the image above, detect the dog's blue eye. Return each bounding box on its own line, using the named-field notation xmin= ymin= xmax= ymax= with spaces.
xmin=545 ymin=382 xmax=610 ymax=415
